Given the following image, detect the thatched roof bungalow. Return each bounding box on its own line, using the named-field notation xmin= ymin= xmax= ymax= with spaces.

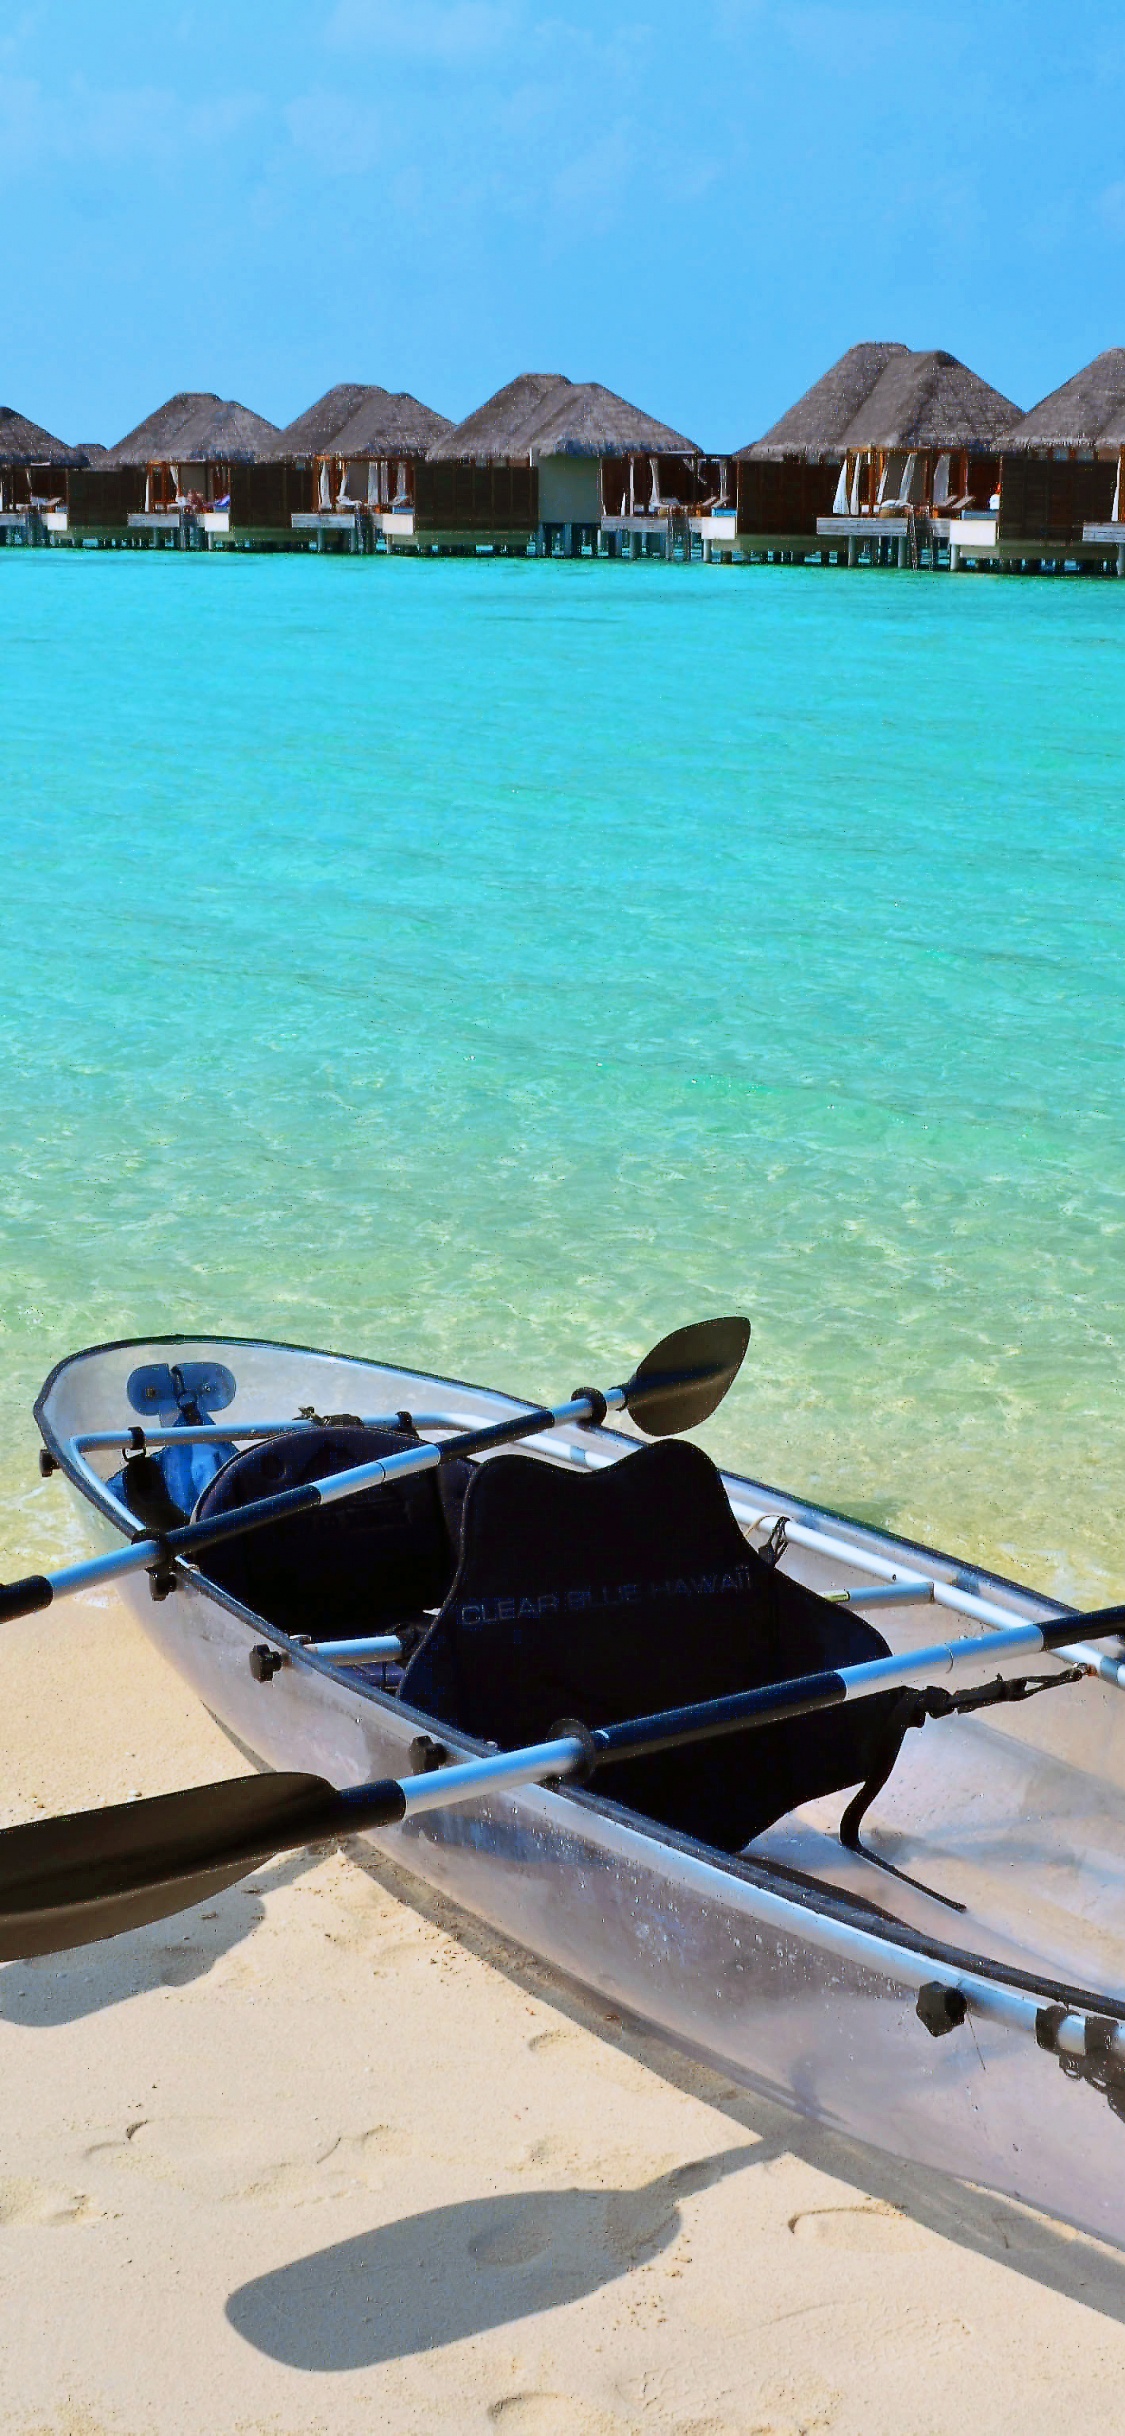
xmin=275 ymin=384 xmax=376 ymax=460
xmin=101 ymin=391 xmax=280 ymax=503
xmin=427 ymin=373 xmax=572 ymax=462
xmin=997 ymin=350 xmax=1125 ymax=543
xmin=0 ymin=406 xmax=92 ymax=513
xmin=528 ymin=383 xmax=705 ymax=525
xmin=734 ymin=342 xmax=908 ymax=541
xmin=420 ymin=372 xmax=705 ymax=545
xmin=829 ymin=349 xmax=1020 ymax=519
xmin=299 ymin=388 xmax=452 ymax=513
xmin=418 ymin=374 xmax=567 ymax=541
xmin=66 ymin=391 xmax=304 ymax=539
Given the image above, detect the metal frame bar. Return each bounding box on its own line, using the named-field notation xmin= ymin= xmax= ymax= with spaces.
xmin=72 ymin=1413 xmax=467 ymax=1451
xmin=733 ymin=1504 xmax=1124 ymax=1688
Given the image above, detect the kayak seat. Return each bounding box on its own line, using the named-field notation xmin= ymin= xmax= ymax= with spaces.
xmin=399 ymin=1440 xmax=905 ymax=1855
xmin=190 ymin=1424 xmax=471 ymax=1642
xmin=108 ymin=1435 xmax=238 ymax=1534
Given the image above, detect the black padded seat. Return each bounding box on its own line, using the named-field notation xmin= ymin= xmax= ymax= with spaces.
xmin=191 ymin=1425 xmax=470 ymax=1642
xmin=399 ymin=1440 xmax=903 ymax=1853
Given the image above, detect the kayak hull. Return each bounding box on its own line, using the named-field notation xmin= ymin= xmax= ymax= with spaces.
xmin=33 ymin=1332 xmax=1125 ymax=2247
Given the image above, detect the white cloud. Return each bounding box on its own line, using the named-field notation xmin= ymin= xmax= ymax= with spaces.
xmin=0 ymin=74 xmax=178 ymax=173
xmin=1099 ymin=179 xmax=1125 ymax=239
xmin=0 ymin=70 xmax=266 ymax=179
xmin=326 ymin=0 xmax=514 ymax=60
xmin=186 ymin=92 xmax=266 ymax=143
xmin=777 ymin=3 xmax=947 ymax=76
xmin=285 ymin=88 xmax=385 ymax=175
xmin=549 ymin=127 xmax=636 ymax=233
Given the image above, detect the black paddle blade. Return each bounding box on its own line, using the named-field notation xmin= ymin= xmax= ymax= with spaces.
xmin=0 ymin=1770 xmax=343 ymax=1962
xmin=623 ymin=1317 xmax=751 ymax=1437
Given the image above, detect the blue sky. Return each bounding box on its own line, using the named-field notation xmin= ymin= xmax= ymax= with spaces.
xmin=3 ymin=1 xmax=1121 ymax=449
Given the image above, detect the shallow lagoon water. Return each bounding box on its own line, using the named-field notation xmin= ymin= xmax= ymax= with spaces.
xmin=1 ymin=550 xmax=1124 ymax=1600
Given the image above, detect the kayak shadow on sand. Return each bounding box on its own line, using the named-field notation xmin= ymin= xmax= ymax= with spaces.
xmin=0 ymin=1852 xmax=312 ymax=2028
xmin=346 ymin=1845 xmax=1125 ymax=2326
xmin=226 ymin=2144 xmax=754 ymax=2370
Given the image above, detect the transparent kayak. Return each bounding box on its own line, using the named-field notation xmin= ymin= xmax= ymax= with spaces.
xmin=34 ymin=1330 xmax=1125 ymax=2247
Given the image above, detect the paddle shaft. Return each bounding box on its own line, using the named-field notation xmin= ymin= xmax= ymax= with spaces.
xmin=255 ymin=1598 xmax=1125 ymax=1844
xmin=12 ymin=1316 xmax=751 ymax=1630
xmin=1 ymin=1387 xmax=623 ymax=1626
xmin=0 ymin=1576 xmax=1116 ymax=1965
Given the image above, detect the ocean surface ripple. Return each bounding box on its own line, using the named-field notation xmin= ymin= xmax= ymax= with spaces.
xmin=2 ymin=552 xmax=1123 ymax=1600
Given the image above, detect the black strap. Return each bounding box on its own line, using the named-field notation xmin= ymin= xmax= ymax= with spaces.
xmin=758 ymin=1517 xmax=788 ymax=1570
xmin=839 ymin=1668 xmax=1086 ymax=1913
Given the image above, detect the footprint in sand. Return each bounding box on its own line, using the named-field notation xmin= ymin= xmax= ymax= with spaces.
xmin=0 ymin=2176 xmax=98 ymax=2227
xmin=469 ymin=2202 xmax=554 ymax=2269
xmin=672 ymin=2422 xmax=760 ymax=2436
xmin=85 ymin=2112 xmax=410 ymax=2204
xmin=788 ymin=2203 xmax=927 ymax=2252
xmin=488 ymin=2397 xmax=631 ymax=2435
xmin=673 ymin=2422 xmax=787 ymax=2436
xmin=240 ymin=2124 xmax=413 ymax=2207
xmin=604 ymin=2156 xmax=734 ymax=2265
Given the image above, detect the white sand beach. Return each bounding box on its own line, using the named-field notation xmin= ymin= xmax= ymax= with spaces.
xmin=2 ymin=1588 xmax=1125 ymax=2436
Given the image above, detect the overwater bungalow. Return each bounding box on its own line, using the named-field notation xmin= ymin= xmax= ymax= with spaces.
xmin=988 ymin=351 xmax=1125 ymax=570
xmin=416 ymin=374 xmax=571 ymax=551
xmin=418 ymin=374 xmax=710 ymax=555
xmin=68 ymin=393 xmax=287 ymax=544
xmin=275 ymin=384 xmax=376 ymax=461
xmin=0 ymin=407 xmax=92 ymax=539
xmin=817 ymin=350 xmax=1021 ymax=564
xmin=734 ymin=342 xmax=909 ymax=557
xmin=282 ymin=387 xmax=452 ymax=547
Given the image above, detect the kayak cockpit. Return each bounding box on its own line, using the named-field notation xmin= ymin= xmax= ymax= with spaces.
xmin=40 ymin=1335 xmax=1121 ymax=2003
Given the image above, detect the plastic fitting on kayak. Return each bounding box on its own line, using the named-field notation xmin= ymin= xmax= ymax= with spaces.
xmin=916 ymin=1982 xmax=968 ymax=2037
xmin=409 ymin=1735 xmax=451 ymax=1773
xmin=249 ymin=1644 xmax=286 ymax=1682
xmin=547 ymin=1717 xmax=600 ymax=1783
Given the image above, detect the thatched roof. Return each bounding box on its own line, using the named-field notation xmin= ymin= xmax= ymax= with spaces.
xmin=839 ymin=350 xmax=1020 ymax=451
xmin=320 ymin=389 xmax=453 ymax=457
xmin=103 ymin=392 xmax=281 ymax=466
xmin=426 ymin=374 xmax=575 ymax=462
xmin=522 ymin=382 xmax=698 ymax=458
xmin=429 ymin=373 xmax=698 ymax=461
xmin=0 ymin=406 xmax=89 ymax=467
xmin=1002 ymin=349 xmax=1125 ymax=451
xmin=275 ymin=384 xmax=383 ymax=455
xmin=737 ymin=342 xmax=909 ymax=461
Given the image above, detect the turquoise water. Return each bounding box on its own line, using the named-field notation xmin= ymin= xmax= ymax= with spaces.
xmin=2 ymin=551 xmax=1125 ymax=1599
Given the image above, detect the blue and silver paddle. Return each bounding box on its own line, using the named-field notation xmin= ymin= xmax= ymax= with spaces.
xmin=0 ymin=1318 xmax=751 ymax=1626
xmin=0 ymin=1595 xmax=1118 ymax=1963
